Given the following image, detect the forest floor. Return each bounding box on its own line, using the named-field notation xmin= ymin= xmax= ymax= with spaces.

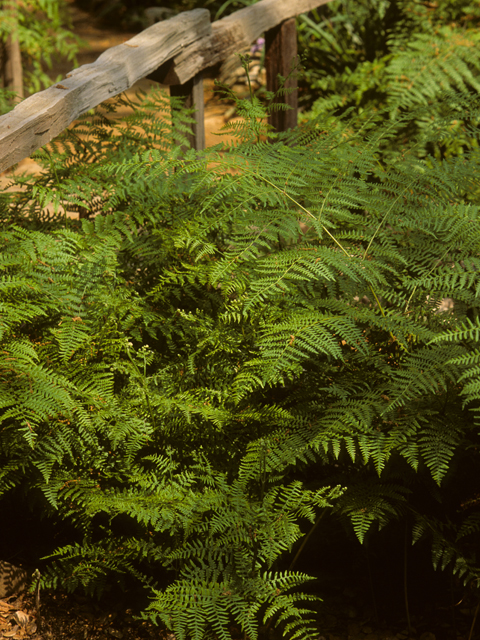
xmin=0 ymin=573 xmax=476 ymax=640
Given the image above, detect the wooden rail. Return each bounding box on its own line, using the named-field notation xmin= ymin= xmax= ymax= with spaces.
xmin=0 ymin=0 xmax=333 ymax=173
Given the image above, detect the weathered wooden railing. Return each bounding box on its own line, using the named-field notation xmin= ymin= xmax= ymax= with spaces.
xmin=0 ymin=0 xmax=332 ymax=174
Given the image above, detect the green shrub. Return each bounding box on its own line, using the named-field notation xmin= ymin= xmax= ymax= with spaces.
xmin=1 ymin=87 xmax=480 ymax=637
xmin=297 ymin=0 xmax=480 ymax=159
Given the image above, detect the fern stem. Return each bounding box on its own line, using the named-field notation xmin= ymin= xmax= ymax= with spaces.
xmin=369 ymin=285 xmax=386 ymax=319
xmin=33 ymin=568 xmax=41 ymax=614
xmin=362 ymin=184 xmax=411 ymax=261
xmin=248 ymin=170 xmax=352 ymax=258
xmin=451 ymin=573 xmax=457 ymax=637
xmin=369 ymin=284 xmax=404 ymax=349
xmin=125 ymin=343 xmax=157 ymax=431
xmin=244 ymin=58 xmax=254 ymax=105
xmin=288 ymin=510 xmax=326 ymax=572
xmin=264 ymin=511 xmax=326 ymax=636
xmin=468 ymin=600 xmax=480 ymax=640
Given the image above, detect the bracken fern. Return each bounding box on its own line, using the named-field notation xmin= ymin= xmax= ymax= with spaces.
xmin=1 ymin=84 xmax=480 ymax=635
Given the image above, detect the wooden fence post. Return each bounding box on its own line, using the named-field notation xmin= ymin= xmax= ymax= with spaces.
xmin=264 ymin=18 xmax=298 ymax=133
xmin=0 ymin=0 xmax=334 ymax=174
xmin=169 ymin=71 xmax=205 ymax=151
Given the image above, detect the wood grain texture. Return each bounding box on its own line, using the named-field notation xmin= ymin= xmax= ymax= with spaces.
xmin=162 ymin=0 xmax=333 ymax=85
xmin=265 ymin=18 xmax=298 ymax=132
xmin=170 ymin=72 xmax=205 ymax=151
xmin=0 ymin=0 xmax=336 ymax=173
xmin=0 ymin=9 xmax=210 ymax=173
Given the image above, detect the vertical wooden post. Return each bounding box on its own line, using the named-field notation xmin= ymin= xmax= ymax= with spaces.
xmin=169 ymin=71 xmax=205 ymax=151
xmin=264 ymin=18 xmax=298 ymax=133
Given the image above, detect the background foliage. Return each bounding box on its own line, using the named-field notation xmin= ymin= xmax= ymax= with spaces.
xmin=296 ymin=0 xmax=480 ymax=160
xmin=0 ymin=0 xmax=81 ymax=112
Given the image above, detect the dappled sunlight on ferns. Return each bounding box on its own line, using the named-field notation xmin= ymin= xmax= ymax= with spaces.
xmin=1 ymin=86 xmax=480 ymax=636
